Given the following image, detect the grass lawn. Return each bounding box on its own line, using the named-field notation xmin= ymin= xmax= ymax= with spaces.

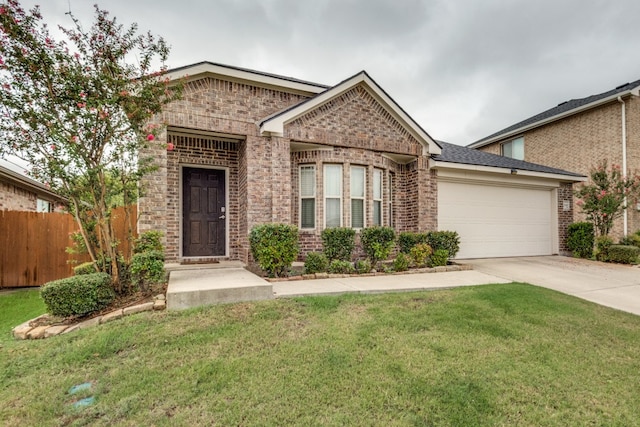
xmin=2 ymin=283 xmax=640 ymax=426
xmin=0 ymin=288 xmax=45 ymax=344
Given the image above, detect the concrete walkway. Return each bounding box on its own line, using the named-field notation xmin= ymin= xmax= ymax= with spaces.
xmin=465 ymin=256 xmax=640 ymax=316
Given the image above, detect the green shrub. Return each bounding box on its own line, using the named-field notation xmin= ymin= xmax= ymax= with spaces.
xmin=249 ymin=224 xmax=299 ymax=277
xmin=360 ymin=226 xmax=396 ymax=267
xmin=130 ymin=250 xmax=165 ymax=291
xmin=410 ymin=243 xmax=433 ymax=268
xmin=619 ymin=234 xmax=640 ymax=248
xmin=428 ymin=249 xmax=449 ymax=267
xmin=393 ymin=253 xmax=410 ymax=272
xmin=41 ymin=272 xmax=114 ymax=317
xmin=354 ymin=259 xmax=372 ymax=274
xmin=304 ymin=252 xmax=329 ymax=274
xmin=607 ymin=245 xmax=640 ymax=264
xmin=595 ymin=235 xmax=614 ymax=262
xmin=74 ymin=261 xmax=97 ymax=276
xmin=328 ymin=260 xmax=355 ymax=274
xmin=133 ymin=230 xmax=164 ymax=254
xmin=567 ymin=222 xmax=594 ymax=258
xmin=426 ymin=231 xmax=460 ymax=258
xmin=398 ymin=232 xmax=429 ymax=254
xmin=321 ymin=227 xmax=355 ymax=261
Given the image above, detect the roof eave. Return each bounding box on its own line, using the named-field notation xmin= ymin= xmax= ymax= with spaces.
xmin=0 ymin=167 xmax=67 ymax=201
xmin=430 ymin=159 xmax=586 ymax=182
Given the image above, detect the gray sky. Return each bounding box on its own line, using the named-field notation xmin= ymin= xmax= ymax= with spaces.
xmin=17 ymin=0 xmax=640 ymax=146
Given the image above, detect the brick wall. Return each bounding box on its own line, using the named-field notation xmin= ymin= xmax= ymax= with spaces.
xmin=0 ymin=180 xmax=36 ymax=211
xmin=557 ymin=182 xmax=574 ymax=254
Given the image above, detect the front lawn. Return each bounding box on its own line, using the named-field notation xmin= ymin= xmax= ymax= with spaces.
xmin=0 ymin=288 xmax=45 ymax=344
xmin=1 ymin=283 xmax=640 ymax=426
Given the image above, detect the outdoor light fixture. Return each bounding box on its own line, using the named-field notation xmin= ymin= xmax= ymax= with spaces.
xmin=510 ymin=169 xmax=518 ymax=175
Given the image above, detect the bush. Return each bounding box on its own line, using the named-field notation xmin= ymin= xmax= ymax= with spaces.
xmin=74 ymin=261 xmax=97 ymax=276
xmin=41 ymin=272 xmax=114 ymax=317
xmin=321 ymin=227 xmax=355 ymax=261
xmin=426 ymin=231 xmax=460 ymax=259
xmin=567 ymin=222 xmax=594 ymax=258
xmin=595 ymin=235 xmax=614 ymax=262
xmin=130 ymin=250 xmax=165 ymax=291
xmin=354 ymin=259 xmax=372 ymax=274
xmin=360 ymin=226 xmax=396 ymax=267
xmin=410 ymin=243 xmax=433 ymax=268
xmin=249 ymin=224 xmax=299 ymax=277
xmin=607 ymin=245 xmax=640 ymax=264
xmin=304 ymin=252 xmax=329 ymax=274
xmin=393 ymin=253 xmax=410 ymax=272
xmin=398 ymin=232 xmax=429 ymax=254
xmin=328 ymin=260 xmax=355 ymax=274
xmin=133 ymin=230 xmax=164 ymax=254
xmin=619 ymin=234 xmax=640 ymax=248
xmin=429 ymin=249 xmax=449 ymax=267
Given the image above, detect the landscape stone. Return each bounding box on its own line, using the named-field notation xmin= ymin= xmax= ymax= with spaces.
xmin=123 ymin=301 xmax=154 ymax=316
xmin=100 ymin=309 xmax=124 ymax=324
xmin=44 ymin=325 xmax=69 ymax=338
xmin=12 ymin=322 xmax=34 ymax=340
xmin=153 ymin=299 xmax=166 ymax=310
xmin=26 ymin=326 xmax=49 ymax=339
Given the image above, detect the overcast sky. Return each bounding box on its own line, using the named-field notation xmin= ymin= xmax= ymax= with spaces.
xmin=16 ymin=0 xmax=640 ymax=146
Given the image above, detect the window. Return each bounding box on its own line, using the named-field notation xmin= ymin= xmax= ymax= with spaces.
xmin=502 ymin=137 xmax=524 ymax=160
xmin=300 ymin=165 xmax=315 ymax=229
xmin=388 ymin=171 xmax=394 ymax=228
xmin=37 ymin=199 xmax=52 ymax=213
xmin=350 ymin=166 xmax=366 ymax=228
xmin=373 ymin=169 xmax=383 ymax=226
xmin=324 ymin=164 xmax=342 ymax=227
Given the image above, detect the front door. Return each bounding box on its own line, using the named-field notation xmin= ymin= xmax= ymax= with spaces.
xmin=182 ymin=167 xmax=226 ymax=257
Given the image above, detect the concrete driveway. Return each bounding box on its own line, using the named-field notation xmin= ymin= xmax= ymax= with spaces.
xmin=465 ymin=256 xmax=640 ymax=316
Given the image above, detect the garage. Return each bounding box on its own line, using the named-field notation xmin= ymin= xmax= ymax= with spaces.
xmin=431 ymin=141 xmax=585 ymax=259
xmin=438 ymin=180 xmax=555 ymax=258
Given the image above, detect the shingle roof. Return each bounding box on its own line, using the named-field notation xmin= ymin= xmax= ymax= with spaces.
xmin=471 ymin=78 xmax=640 ymax=147
xmin=432 ymin=141 xmax=584 ymax=178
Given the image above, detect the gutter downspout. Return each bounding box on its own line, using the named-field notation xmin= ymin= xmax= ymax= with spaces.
xmin=617 ymin=96 xmax=628 ymax=237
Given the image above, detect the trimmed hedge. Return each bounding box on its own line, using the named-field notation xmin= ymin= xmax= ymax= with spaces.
xmin=429 ymin=249 xmax=449 ymax=267
xmin=393 ymin=253 xmax=410 ymax=272
xmin=410 ymin=243 xmax=433 ymax=268
xmin=360 ymin=226 xmax=396 ymax=266
xmin=41 ymin=272 xmax=114 ymax=317
xmin=249 ymin=224 xmax=299 ymax=278
xmin=321 ymin=227 xmax=355 ymax=261
xmin=130 ymin=250 xmax=166 ymax=291
xmin=426 ymin=231 xmax=460 ymax=259
xmin=398 ymin=232 xmax=429 ymax=254
xmin=328 ymin=260 xmax=355 ymax=274
xmin=595 ymin=235 xmax=614 ymax=262
xmin=133 ymin=230 xmax=164 ymax=254
xmin=355 ymin=259 xmax=372 ymax=274
xmin=607 ymin=245 xmax=640 ymax=264
xmin=304 ymin=252 xmax=329 ymax=274
xmin=567 ymin=222 xmax=594 ymax=259
xmin=74 ymin=261 xmax=97 ymax=276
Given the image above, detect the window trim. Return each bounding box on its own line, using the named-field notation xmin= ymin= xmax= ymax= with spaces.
xmin=350 ymin=165 xmax=366 ymax=229
xmin=373 ymin=168 xmax=383 ymax=226
xmin=299 ymin=164 xmax=316 ymax=230
xmin=324 ymin=164 xmax=343 ymax=228
xmin=501 ymin=136 xmax=524 ymax=160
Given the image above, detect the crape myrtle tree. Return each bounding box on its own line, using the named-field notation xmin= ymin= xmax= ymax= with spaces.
xmin=0 ymin=1 xmax=182 ymax=293
xmin=575 ymin=161 xmax=640 ymax=237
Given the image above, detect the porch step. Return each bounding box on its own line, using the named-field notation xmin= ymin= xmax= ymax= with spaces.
xmin=166 ymin=267 xmax=273 ymax=310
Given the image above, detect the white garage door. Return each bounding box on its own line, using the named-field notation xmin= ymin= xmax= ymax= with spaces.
xmin=438 ymin=181 xmax=554 ymax=258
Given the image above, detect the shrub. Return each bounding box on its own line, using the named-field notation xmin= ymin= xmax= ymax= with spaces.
xmin=74 ymin=261 xmax=97 ymax=276
xmin=304 ymin=252 xmax=329 ymax=274
xmin=41 ymin=272 xmax=114 ymax=317
xmin=354 ymin=259 xmax=372 ymax=274
xmin=133 ymin=230 xmax=164 ymax=254
xmin=321 ymin=227 xmax=355 ymax=261
xmin=398 ymin=232 xmax=429 ymax=254
xmin=410 ymin=243 xmax=433 ymax=268
xmin=360 ymin=226 xmax=396 ymax=267
xmin=595 ymin=235 xmax=614 ymax=262
xmin=328 ymin=260 xmax=355 ymax=274
xmin=567 ymin=222 xmax=594 ymax=258
xmin=393 ymin=253 xmax=410 ymax=272
xmin=619 ymin=234 xmax=640 ymax=248
xmin=249 ymin=224 xmax=299 ymax=277
xmin=607 ymin=245 xmax=640 ymax=264
xmin=426 ymin=231 xmax=460 ymax=258
xmin=130 ymin=250 xmax=165 ymax=291
xmin=428 ymin=249 xmax=449 ymax=267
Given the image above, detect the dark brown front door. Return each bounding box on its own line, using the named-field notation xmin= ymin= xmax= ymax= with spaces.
xmin=182 ymin=167 xmax=226 ymax=257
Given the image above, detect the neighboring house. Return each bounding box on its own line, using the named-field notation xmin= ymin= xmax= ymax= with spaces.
xmin=0 ymin=162 xmax=66 ymax=212
xmin=139 ymin=62 xmax=583 ymax=261
xmin=468 ymin=79 xmax=640 ymax=239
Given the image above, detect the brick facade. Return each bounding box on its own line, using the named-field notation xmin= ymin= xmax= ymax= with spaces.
xmin=0 ymin=180 xmax=37 ymax=211
xmin=478 ymin=96 xmax=640 ymax=239
xmin=139 ymin=74 xmax=439 ymax=263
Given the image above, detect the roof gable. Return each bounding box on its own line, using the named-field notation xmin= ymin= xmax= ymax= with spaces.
xmin=260 ymin=71 xmax=441 ymax=155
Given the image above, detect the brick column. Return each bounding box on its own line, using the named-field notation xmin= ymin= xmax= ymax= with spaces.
xmin=270 ymin=136 xmax=292 ymax=223
xmin=138 ymin=127 xmax=168 ymax=250
xmin=417 ymin=156 xmax=438 ymax=231
xmin=557 ymin=182 xmax=574 ymax=255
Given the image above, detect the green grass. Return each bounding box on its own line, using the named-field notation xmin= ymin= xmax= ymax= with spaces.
xmin=2 ymin=283 xmax=640 ymax=426
xmin=0 ymin=288 xmax=45 ymax=343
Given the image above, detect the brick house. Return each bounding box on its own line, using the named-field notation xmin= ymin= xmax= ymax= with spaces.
xmin=139 ymin=62 xmax=583 ymax=261
xmin=0 ymin=162 xmax=65 ymax=212
xmin=468 ymin=79 xmax=640 ymax=239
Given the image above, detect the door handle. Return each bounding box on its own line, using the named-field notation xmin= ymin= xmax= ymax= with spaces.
xmin=219 ymin=215 xmax=226 ymax=219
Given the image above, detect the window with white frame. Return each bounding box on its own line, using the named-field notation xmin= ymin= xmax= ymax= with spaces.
xmin=299 ymin=165 xmax=316 ymax=229
xmin=373 ymin=168 xmax=383 ymax=226
xmin=324 ymin=164 xmax=342 ymax=228
xmin=37 ymin=198 xmax=52 ymax=213
xmin=387 ymin=171 xmax=394 ymax=228
xmin=350 ymin=166 xmax=366 ymax=228
xmin=501 ymin=137 xmax=524 ymax=160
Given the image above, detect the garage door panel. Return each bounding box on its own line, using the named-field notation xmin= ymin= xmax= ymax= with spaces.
xmin=438 ymin=181 xmax=553 ymax=258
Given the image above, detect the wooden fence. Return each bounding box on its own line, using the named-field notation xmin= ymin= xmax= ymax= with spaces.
xmin=0 ymin=206 xmax=137 ymax=288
